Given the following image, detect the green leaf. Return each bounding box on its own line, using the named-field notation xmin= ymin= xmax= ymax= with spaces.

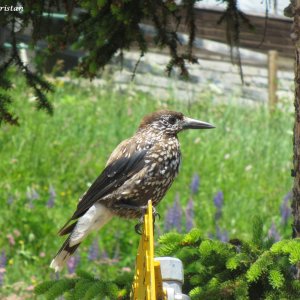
xmin=226 ymin=256 xmax=239 ymax=270
xmin=226 ymin=253 xmax=249 ymax=271
xmin=157 ymin=232 xmax=182 ymax=256
xmin=74 ymin=279 xmax=95 ymax=300
xmin=288 ymin=241 xmax=300 ymax=264
xmin=76 ymin=270 xmax=95 ymax=280
xmin=158 ymin=232 xmax=182 ymax=245
xmin=268 ymin=269 xmax=284 ymax=289
xmin=44 ymin=279 xmax=77 ymax=300
xmin=234 ymin=278 xmax=249 ymax=300
xmin=246 ymin=252 xmax=273 ymax=283
xmin=252 ymin=216 xmax=263 ymax=247
xmin=207 ymin=277 xmax=220 ymax=290
xmin=189 ymin=286 xmax=202 ymax=299
xmin=182 ymin=228 xmax=202 ymax=245
xmin=35 ymin=280 xmax=56 ymax=295
xmin=83 ymin=281 xmax=118 ymax=300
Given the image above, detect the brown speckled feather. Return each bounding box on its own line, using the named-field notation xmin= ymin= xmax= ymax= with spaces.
xmin=51 ymin=110 xmax=214 ymax=272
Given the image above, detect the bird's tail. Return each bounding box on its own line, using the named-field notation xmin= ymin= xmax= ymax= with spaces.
xmin=50 ymin=203 xmax=113 ymax=272
xmin=50 ymin=235 xmax=80 ymax=272
xmin=50 ymin=221 xmax=80 ymax=272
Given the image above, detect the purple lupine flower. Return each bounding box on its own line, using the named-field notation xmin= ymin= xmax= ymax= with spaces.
xmin=26 ymin=187 xmax=39 ymax=200
xmin=190 ymin=174 xmax=200 ymax=195
xmin=67 ymin=254 xmax=80 ymax=274
xmin=26 ymin=187 xmax=39 ymax=209
xmin=213 ymin=191 xmax=224 ymax=221
xmin=31 ymin=188 xmax=39 ymax=199
xmin=88 ymin=238 xmax=99 ymax=261
xmin=7 ymin=195 xmax=14 ymax=205
xmin=268 ymin=222 xmax=281 ymax=242
xmin=46 ymin=185 xmax=56 ymax=208
xmin=164 ymin=193 xmax=182 ymax=232
xmin=214 ymin=191 xmax=224 ymax=209
xmin=0 ymin=251 xmax=7 ymax=286
xmin=186 ymin=198 xmax=194 ymax=232
xmin=280 ymin=192 xmax=292 ymax=226
xmin=216 ymin=225 xmax=229 ymax=242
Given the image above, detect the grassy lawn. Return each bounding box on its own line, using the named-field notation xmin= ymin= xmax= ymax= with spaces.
xmin=0 ymin=75 xmax=293 ymax=297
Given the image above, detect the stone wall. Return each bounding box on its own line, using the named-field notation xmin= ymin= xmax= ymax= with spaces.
xmin=99 ymin=50 xmax=294 ymax=105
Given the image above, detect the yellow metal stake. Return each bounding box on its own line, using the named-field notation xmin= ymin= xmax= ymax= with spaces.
xmin=131 ymin=200 xmax=167 ymax=300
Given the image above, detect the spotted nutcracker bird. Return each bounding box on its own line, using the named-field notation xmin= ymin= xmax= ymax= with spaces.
xmin=50 ymin=110 xmax=214 ymax=271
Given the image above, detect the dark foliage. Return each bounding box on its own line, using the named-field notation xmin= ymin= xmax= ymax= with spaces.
xmin=0 ymin=0 xmax=253 ymax=125
xmin=35 ymin=269 xmax=133 ymax=300
xmin=35 ymin=220 xmax=300 ymax=299
xmin=157 ymin=220 xmax=300 ymax=300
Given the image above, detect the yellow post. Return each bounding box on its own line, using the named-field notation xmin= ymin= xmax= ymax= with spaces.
xmin=131 ymin=200 xmax=167 ymax=300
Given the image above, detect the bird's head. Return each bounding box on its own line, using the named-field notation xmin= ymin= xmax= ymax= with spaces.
xmin=138 ymin=110 xmax=215 ymax=135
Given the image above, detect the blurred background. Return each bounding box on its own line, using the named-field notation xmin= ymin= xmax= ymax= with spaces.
xmin=0 ymin=0 xmax=294 ymax=298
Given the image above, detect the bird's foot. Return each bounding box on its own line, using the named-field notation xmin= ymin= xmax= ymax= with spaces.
xmin=152 ymin=207 xmax=160 ymax=222
xmin=135 ymin=217 xmax=144 ymax=235
xmin=134 ymin=207 xmax=160 ymax=235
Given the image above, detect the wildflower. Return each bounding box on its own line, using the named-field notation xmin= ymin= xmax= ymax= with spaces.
xmin=245 ymin=165 xmax=252 ymax=172
xmin=122 ymin=267 xmax=132 ymax=272
xmin=216 ymin=225 xmax=229 ymax=242
xmin=67 ymin=254 xmax=80 ymax=274
xmin=6 ymin=234 xmax=15 ymax=246
xmin=47 ymin=184 xmax=56 ymax=208
xmin=0 ymin=251 xmax=7 ymax=286
xmin=268 ymin=222 xmax=281 ymax=242
xmin=27 ymin=187 xmax=39 ymax=200
xmin=13 ymin=229 xmax=21 ymax=237
xmin=214 ymin=191 xmax=223 ymax=209
xmin=31 ymin=276 xmax=37 ymax=284
xmin=280 ymin=192 xmax=292 ymax=226
xmin=8 ymin=259 xmax=13 ymax=265
xmin=39 ymin=252 xmax=46 ymax=258
xmin=224 ymin=153 xmax=230 ymax=160
xmin=88 ymin=238 xmax=99 ymax=261
xmin=186 ymin=198 xmax=194 ymax=232
xmin=190 ymin=174 xmax=200 ymax=195
xmin=7 ymin=195 xmax=14 ymax=205
xmin=213 ymin=191 xmax=224 ymax=221
xmin=0 ymin=252 xmax=6 ymax=266
xmin=164 ymin=193 xmax=182 ymax=232
xmin=26 ymin=187 xmax=39 ymax=209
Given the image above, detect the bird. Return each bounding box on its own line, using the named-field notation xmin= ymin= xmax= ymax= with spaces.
xmin=50 ymin=110 xmax=214 ymax=272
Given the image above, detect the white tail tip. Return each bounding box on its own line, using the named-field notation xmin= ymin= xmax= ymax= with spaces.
xmin=50 ymin=250 xmax=71 ymax=272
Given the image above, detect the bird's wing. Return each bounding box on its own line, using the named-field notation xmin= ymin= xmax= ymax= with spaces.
xmin=59 ymin=141 xmax=147 ymax=233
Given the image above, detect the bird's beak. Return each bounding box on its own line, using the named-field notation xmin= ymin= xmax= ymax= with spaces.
xmin=182 ymin=117 xmax=215 ymax=130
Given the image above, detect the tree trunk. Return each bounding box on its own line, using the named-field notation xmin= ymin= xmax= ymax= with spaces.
xmin=292 ymin=0 xmax=300 ymax=242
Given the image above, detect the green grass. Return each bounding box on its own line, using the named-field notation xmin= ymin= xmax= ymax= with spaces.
xmin=0 ymin=76 xmax=293 ymax=297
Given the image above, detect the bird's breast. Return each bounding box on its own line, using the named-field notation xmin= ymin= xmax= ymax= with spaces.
xmin=108 ymin=136 xmax=181 ymax=219
xmin=141 ymin=139 xmax=181 ymax=203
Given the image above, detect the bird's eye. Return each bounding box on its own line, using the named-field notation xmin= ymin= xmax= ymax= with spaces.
xmin=168 ymin=116 xmax=176 ymax=125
